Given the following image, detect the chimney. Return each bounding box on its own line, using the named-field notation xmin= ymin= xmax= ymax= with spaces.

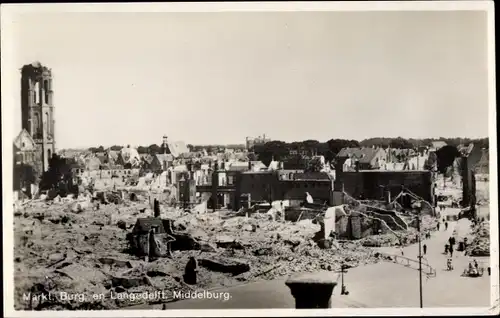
xmin=162 ymin=135 xmax=168 ymax=155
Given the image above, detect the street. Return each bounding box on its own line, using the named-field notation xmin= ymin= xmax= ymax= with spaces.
xmin=155 ymin=207 xmax=491 ymax=309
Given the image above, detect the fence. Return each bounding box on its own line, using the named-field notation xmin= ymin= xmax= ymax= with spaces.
xmin=377 ymin=252 xmax=436 ymax=277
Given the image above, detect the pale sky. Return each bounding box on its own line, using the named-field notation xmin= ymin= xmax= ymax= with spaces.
xmin=8 ymin=10 xmax=490 ymax=149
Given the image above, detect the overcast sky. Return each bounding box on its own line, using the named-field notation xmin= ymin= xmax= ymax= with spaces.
xmin=8 ymin=10 xmax=490 ymax=149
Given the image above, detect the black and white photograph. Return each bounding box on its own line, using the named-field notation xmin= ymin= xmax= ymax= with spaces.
xmin=1 ymin=1 xmax=498 ymax=316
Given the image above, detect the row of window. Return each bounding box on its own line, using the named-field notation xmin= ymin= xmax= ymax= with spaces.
xmin=31 ymin=80 xmax=51 ymax=105
xmin=18 ymin=152 xmax=36 ymax=163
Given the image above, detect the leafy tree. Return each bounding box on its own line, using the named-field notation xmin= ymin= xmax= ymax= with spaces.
xmin=247 ymin=152 xmax=258 ymax=161
xmin=389 ymin=137 xmax=413 ymax=149
xmin=302 ymin=139 xmax=320 ymax=154
xmin=13 ymin=163 xmax=38 ymax=194
xmin=254 ymin=140 xmax=288 ymax=167
xmin=326 ymin=139 xmax=360 ymax=155
xmin=424 ymin=151 xmax=438 ymax=171
xmin=39 ymin=154 xmax=78 ymax=197
xmin=435 ymin=145 xmax=461 ymax=174
xmin=148 ymin=144 xmax=162 ymax=154
xmin=305 ymin=157 xmax=324 ymax=172
xmin=88 ymin=145 xmax=105 ymax=153
xmin=283 ymin=154 xmax=308 ymax=170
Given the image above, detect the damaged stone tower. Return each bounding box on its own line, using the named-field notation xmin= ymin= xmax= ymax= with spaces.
xmin=21 ymin=61 xmax=56 ymax=172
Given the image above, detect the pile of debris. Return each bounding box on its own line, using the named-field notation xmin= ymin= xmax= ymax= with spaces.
xmin=14 ymin=195 xmax=383 ymax=310
xmin=466 ymin=221 xmax=490 ymax=256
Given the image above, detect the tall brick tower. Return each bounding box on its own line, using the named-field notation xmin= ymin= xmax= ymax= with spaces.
xmin=20 ymin=61 xmax=55 ymax=172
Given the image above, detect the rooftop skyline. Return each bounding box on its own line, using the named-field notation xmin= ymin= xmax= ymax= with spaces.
xmin=6 ymin=10 xmax=491 ymax=149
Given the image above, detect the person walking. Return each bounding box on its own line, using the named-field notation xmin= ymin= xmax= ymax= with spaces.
xmin=445 ymin=222 xmax=448 ymax=231
xmin=437 ymin=222 xmax=440 ymax=231
xmin=423 ymin=244 xmax=427 ymax=255
xmin=449 ymin=244 xmax=454 ymax=257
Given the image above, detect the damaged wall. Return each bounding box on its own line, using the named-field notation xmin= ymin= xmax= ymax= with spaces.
xmin=341 ymin=170 xmax=434 ymax=205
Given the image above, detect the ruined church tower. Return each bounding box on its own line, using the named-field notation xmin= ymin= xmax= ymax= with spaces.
xmin=20 ymin=61 xmax=56 ymax=172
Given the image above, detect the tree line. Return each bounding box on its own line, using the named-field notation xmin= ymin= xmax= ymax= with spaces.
xmin=252 ymin=137 xmax=489 ymax=167
xmin=86 ymin=137 xmax=488 ymax=160
xmin=88 ymin=144 xmax=247 ymax=155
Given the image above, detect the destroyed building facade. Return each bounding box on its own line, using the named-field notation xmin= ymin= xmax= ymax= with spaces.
xmin=14 ymin=62 xmax=56 ymax=196
xmin=20 ymin=61 xmax=56 ymax=173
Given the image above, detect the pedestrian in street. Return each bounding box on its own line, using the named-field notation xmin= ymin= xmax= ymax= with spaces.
xmin=445 ymin=222 xmax=448 ymax=230
xmin=445 ymin=244 xmax=449 ymax=255
xmin=474 ymin=259 xmax=479 ymax=270
xmin=449 ymin=245 xmax=454 ymax=257
xmin=423 ymin=244 xmax=427 ymax=255
xmin=488 ymin=267 xmax=491 ymax=276
xmin=437 ymin=222 xmax=440 ymax=231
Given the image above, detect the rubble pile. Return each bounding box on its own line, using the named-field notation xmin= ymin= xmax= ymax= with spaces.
xmin=466 ymin=221 xmax=490 ymax=257
xmin=14 ymin=194 xmax=382 ymax=310
xmin=359 ymin=214 xmax=436 ymax=247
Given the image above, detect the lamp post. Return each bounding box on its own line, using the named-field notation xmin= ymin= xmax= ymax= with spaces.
xmin=340 ymin=263 xmax=349 ymax=295
xmin=415 ymin=201 xmax=423 ymax=308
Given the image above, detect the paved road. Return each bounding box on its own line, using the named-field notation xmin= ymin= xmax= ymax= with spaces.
xmin=148 ymin=208 xmax=490 ymax=309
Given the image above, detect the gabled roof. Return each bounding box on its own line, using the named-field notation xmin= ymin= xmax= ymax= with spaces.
xmin=142 ymin=154 xmax=156 ymax=164
xmin=120 ymin=147 xmax=141 ymax=166
xmin=156 ymin=154 xmax=174 ymax=163
xmin=431 ymin=141 xmax=447 ymax=149
xmin=337 ymin=147 xmax=385 ymax=164
xmin=168 ymin=164 xmax=186 ymax=172
xmin=226 ymin=161 xmax=250 ymax=172
xmin=167 ymin=140 xmax=189 ymax=158
xmin=13 ymin=129 xmax=36 ymax=151
xmin=107 ymin=150 xmax=119 ymax=161
xmin=96 ymin=154 xmax=107 ymax=163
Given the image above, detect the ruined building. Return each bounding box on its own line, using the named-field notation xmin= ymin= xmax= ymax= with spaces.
xmin=13 ymin=62 xmax=56 ymax=195
xmin=20 ymin=61 xmax=56 ymax=172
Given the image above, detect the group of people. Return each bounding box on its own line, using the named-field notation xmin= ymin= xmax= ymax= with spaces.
xmin=467 ymin=259 xmax=480 ymax=276
xmin=436 ymin=218 xmax=449 ymax=232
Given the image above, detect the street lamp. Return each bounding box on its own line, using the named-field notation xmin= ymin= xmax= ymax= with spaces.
xmin=339 ymin=262 xmax=350 ymax=295
xmin=414 ymin=201 xmax=424 ymax=308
